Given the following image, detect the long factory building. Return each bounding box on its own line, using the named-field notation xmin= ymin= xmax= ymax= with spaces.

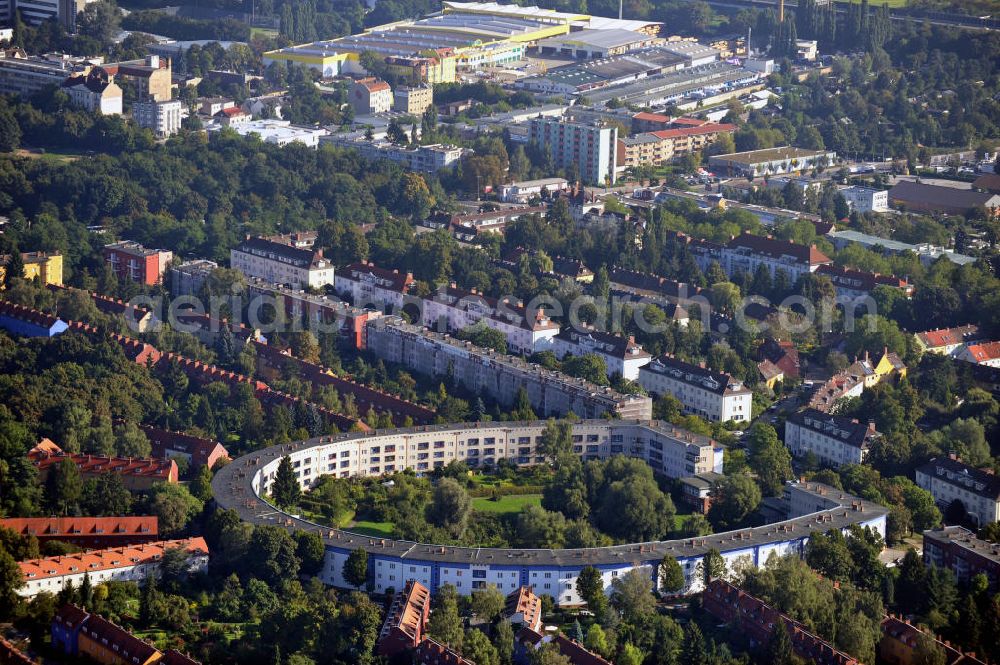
xmin=213 ymin=420 xmax=888 ymax=606
xmin=262 ymin=1 xmax=661 ymax=81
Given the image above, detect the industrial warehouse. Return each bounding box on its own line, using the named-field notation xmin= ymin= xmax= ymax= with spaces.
xmin=262 ymin=1 xmax=663 ymax=82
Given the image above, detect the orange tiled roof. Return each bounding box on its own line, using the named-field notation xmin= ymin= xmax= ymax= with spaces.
xmin=19 ymin=537 xmax=208 ymax=582
xmin=28 ymin=448 xmax=178 ymax=483
xmin=1 ymin=516 xmax=158 ymax=539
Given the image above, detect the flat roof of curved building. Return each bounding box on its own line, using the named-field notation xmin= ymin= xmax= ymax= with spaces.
xmin=212 ymin=420 xmax=888 ymax=567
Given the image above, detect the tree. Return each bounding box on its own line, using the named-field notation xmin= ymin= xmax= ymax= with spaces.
xmin=707 ymin=472 xmax=761 ymax=530
xmin=494 ymin=620 xmax=515 ymax=665
xmin=3 ymin=248 xmax=24 ymax=288
xmin=576 ymin=566 xmax=604 ymax=608
xmin=765 ymin=622 xmax=796 ymax=665
xmin=537 ymin=419 xmax=573 ymax=462
xmin=701 ymin=548 xmax=726 ymax=585
xmin=660 ymin=555 xmax=685 ymax=593
xmin=190 ymin=464 xmax=213 ymax=502
xmin=387 ymin=120 xmax=407 ymax=145
xmin=427 ymin=478 xmax=472 ymax=538
xmin=746 ymin=423 xmax=792 ymax=496
xmin=912 ymin=631 xmax=947 ymax=665
xmin=470 ymin=585 xmax=506 ymax=622
xmin=609 ymin=569 xmax=655 ymax=621
xmin=679 ymin=621 xmax=707 ymax=665
xmin=427 ymin=585 xmax=464 ymax=649
xmin=45 ymin=458 xmax=83 ymax=516
xmin=79 ymin=572 xmax=94 ymax=610
xmin=584 ymin=624 xmax=609 ymax=657
xmin=271 ymin=456 xmax=301 ymax=508
xmin=295 ymin=531 xmax=326 ymax=575
xmin=512 ymin=387 xmax=537 ymax=421
xmin=464 ymin=629 xmax=500 ymax=665
xmin=76 ymin=0 xmax=121 ymax=44
xmin=215 ymin=573 xmax=244 ymax=621
xmin=0 ymin=107 xmax=20 ymax=153
xmin=399 ymin=172 xmax=436 ymax=222
xmin=147 ymin=484 xmax=203 ymax=536
xmin=619 ymin=643 xmax=644 ymax=665
xmin=343 ymin=548 xmax=368 ymax=589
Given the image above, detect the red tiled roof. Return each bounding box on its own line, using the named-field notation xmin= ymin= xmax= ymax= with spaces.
xmin=632 ymin=111 xmax=671 ymax=123
xmin=253 ymin=342 xmax=435 ymax=425
xmin=965 ymin=341 xmax=1000 ymax=363
xmin=378 ymin=580 xmax=431 ymax=653
xmin=505 ymin=586 xmax=542 ymax=631
xmin=342 ymin=262 xmax=415 ymax=294
xmin=161 ymin=650 xmax=202 ymax=665
xmin=880 ymin=616 xmax=986 ymax=665
xmin=915 ymin=324 xmax=982 ymax=349
xmin=217 ymin=106 xmax=247 ymax=117
xmin=727 ymin=233 xmax=831 ymax=265
xmin=79 ymin=611 xmax=160 ymax=663
xmin=1 ymin=516 xmax=158 ymax=540
xmin=414 ymin=639 xmax=473 ymax=665
xmin=0 ymin=300 xmax=63 ymax=329
xmin=816 ymin=264 xmax=911 ymax=293
xmin=28 ymin=448 xmax=178 ymax=483
xmin=0 ymin=637 xmax=37 ymax=665
xmin=138 ymin=423 xmax=230 ymax=469
xmin=516 ymin=629 xmax=611 ymax=665
xmin=703 ymin=579 xmax=859 ymax=665
xmin=649 ymin=122 xmax=736 ymax=140
xmin=19 ymin=537 xmax=208 ymax=582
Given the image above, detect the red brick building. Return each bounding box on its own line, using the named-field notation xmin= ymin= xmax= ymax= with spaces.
xmin=1 ymin=517 xmax=158 ymax=548
xmin=414 ymin=639 xmax=473 ymax=665
xmin=702 ymin=579 xmax=859 ymax=665
xmin=28 ymin=441 xmax=178 ymax=490
xmin=138 ymin=423 xmax=230 ymax=471
xmin=102 ymin=241 xmax=173 ymax=285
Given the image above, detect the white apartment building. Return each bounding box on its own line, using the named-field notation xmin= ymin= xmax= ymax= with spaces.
xmin=784 ymin=409 xmax=877 ymax=468
xmin=916 ymin=456 xmax=1000 ymax=527
xmin=133 ymin=99 xmax=182 ymax=137
xmin=324 ymin=136 xmax=466 ymax=173
xmin=638 ymin=355 xmax=751 ymax=423
xmin=7 ymin=0 xmax=96 ymax=28
xmin=0 ymin=49 xmax=97 ymax=98
xmin=61 ymin=70 xmax=122 ymax=115
xmin=840 ymin=186 xmax=889 ymax=213
xmin=231 ymin=235 xmax=334 ymax=289
xmin=548 ymin=328 xmax=651 ymax=380
xmin=529 ymin=116 xmax=618 ymax=186
xmin=958 ymin=342 xmax=1000 ymax=368
xmin=690 ymin=233 xmax=832 ymax=284
xmin=421 ymin=284 xmax=560 ymax=355
xmin=335 ymin=262 xmax=415 ymax=314
xmin=225 ymin=119 xmax=328 ymax=148
xmin=17 ymin=538 xmax=209 ymax=598
xmin=351 ymin=77 xmax=393 ymax=115
xmin=499 ymin=178 xmax=570 ymax=203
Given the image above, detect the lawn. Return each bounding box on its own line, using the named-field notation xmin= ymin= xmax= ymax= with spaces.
xmin=348 ymin=519 xmax=396 ymax=538
xmin=250 ymin=26 xmax=279 ymax=38
xmin=14 ymin=147 xmax=89 ymax=164
xmin=471 ymin=493 xmax=543 ymax=515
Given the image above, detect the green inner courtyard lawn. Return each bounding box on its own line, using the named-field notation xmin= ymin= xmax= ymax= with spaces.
xmin=348 ymin=519 xmax=395 ymax=538
xmin=471 ymin=493 xmax=543 ymax=514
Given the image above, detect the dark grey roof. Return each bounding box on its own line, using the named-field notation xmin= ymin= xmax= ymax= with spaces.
xmin=234 ymin=237 xmax=325 ymax=269
xmin=641 ymin=355 xmax=749 ymax=396
xmin=785 ymin=409 xmax=875 ymax=450
xmin=212 ymin=421 xmax=887 ymax=567
xmin=889 ymin=180 xmax=1000 ymax=213
xmin=917 ymin=457 xmax=1000 ymax=500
